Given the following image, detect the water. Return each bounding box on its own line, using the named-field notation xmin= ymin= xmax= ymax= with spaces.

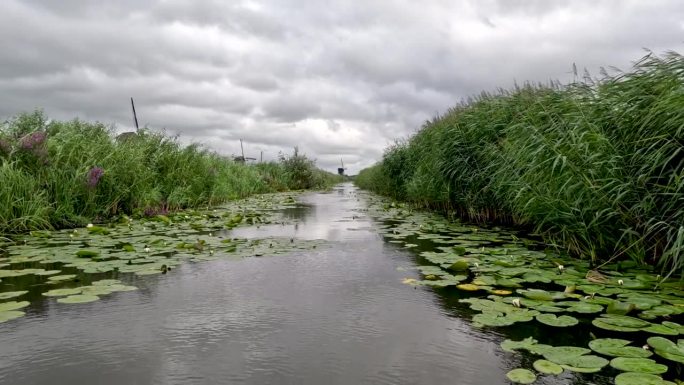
xmin=0 ymin=183 xmax=599 ymax=385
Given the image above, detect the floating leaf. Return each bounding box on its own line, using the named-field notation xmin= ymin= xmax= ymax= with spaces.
xmin=0 ymin=301 xmax=29 ymax=312
xmin=609 ymin=357 xmax=667 ymax=374
xmin=57 ymin=294 xmax=100 ymax=304
xmin=543 ymin=346 xmax=592 ymax=365
xmin=0 ymin=310 xmax=25 ymax=323
xmin=589 ymin=338 xmax=653 ymax=358
xmin=47 ymin=274 xmax=77 ymax=282
xmin=0 ymin=291 xmax=28 ymax=300
xmin=535 ymin=314 xmax=578 ymax=327
xmin=558 ymin=355 xmax=609 ymax=373
xmin=501 ymin=337 xmax=538 ymax=353
xmin=533 ymin=359 xmax=563 ymax=375
xmin=642 ymin=323 xmax=679 ymax=336
xmin=505 ymin=368 xmax=536 ymax=384
xmin=43 ymin=288 xmax=83 ymax=297
xmin=614 ymin=372 xmax=668 ymax=385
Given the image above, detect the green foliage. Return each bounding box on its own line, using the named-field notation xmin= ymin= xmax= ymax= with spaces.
xmin=356 ymin=51 xmax=684 ymax=274
xmin=0 ymin=112 xmax=339 ymax=233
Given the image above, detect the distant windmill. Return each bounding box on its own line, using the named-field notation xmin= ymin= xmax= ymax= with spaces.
xmin=337 ymin=158 xmax=346 ymax=176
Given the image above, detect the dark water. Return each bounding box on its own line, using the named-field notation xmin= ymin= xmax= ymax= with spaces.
xmin=1 ymin=183 xmax=594 ymax=385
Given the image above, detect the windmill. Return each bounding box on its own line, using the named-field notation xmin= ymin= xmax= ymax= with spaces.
xmin=337 ymin=158 xmax=346 ymax=176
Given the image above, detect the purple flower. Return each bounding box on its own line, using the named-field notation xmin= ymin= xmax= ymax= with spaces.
xmin=86 ymin=167 xmax=105 ymax=188
xmin=19 ymin=131 xmax=46 ymax=150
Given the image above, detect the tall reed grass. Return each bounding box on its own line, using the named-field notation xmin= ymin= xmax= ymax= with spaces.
xmin=356 ymin=51 xmax=684 ymax=274
xmin=0 ymin=112 xmax=341 ymax=233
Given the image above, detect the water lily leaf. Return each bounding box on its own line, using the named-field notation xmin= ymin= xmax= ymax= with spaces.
xmin=0 ymin=291 xmax=28 ymax=300
xmin=472 ymin=312 xmax=515 ymax=327
xmin=566 ymin=302 xmax=604 ymax=314
xmin=501 ymin=337 xmax=538 ymax=353
xmin=517 ymin=289 xmax=558 ymax=301
xmin=557 ymin=355 xmax=609 ymax=372
xmin=506 ymin=368 xmax=536 ymax=384
xmin=34 ymin=270 xmax=61 ymax=276
xmin=642 ymin=323 xmax=679 ymax=336
xmin=543 ymin=346 xmax=592 ymax=365
xmin=592 ymin=315 xmax=650 ymax=332
xmin=609 ymin=357 xmax=668 ymax=374
xmin=532 ymin=304 xmax=565 ymax=313
xmin=607 ymin=301 xmax=637 ymax=315
xmin=0 ymin=310 xmax=25 ymax=323
xmin=647 ymin=336 xmax=684 ymax=364
xmin=533 ymin=359 xmax=563 ymax=375
xmin=47 ymin=274 xmax=77 ymax=282
xmin=43 ymin=288 xmax=83 ymax=297
xmin=588 ymin=338 xmax=653 ymax=358
xmin=535 ymin=314 xmax=578 ymax=327
xmin=57 ymin=294 xmax=100 ymax=304
xmin=0 ymin=301 xmax=29 ymax=312
xmin=614 ymin=372 xmax=668 ymax=385
xmin=456 ymin=283 xmax=481 ymax=291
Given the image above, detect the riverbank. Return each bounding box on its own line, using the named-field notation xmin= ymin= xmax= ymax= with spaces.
xmin=0 ymin=111 xmax=342 ymax=234
xmin=355 ymin=51 xmax=683 ymax=275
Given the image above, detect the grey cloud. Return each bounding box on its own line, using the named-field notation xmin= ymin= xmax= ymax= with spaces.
xmin=0 ymin=0 xmax=682 ymax=174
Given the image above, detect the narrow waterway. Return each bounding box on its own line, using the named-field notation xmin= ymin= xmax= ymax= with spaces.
xmin=0 ymin=183 xmax=597 ymax=385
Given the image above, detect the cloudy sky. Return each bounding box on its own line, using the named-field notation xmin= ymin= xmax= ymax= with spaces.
xmin=1 ymin=1 xmax=682 ymax=173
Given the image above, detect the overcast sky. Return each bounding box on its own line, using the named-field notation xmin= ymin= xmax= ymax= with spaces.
xmin=1 ymin=1 xmax=682 ymax=173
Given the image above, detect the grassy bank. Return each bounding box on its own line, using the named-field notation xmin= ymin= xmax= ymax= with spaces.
xmin=0 ymin=111 xmax=342 ymax=234
xmin=356 ymin=51 xmax=684 ymax=274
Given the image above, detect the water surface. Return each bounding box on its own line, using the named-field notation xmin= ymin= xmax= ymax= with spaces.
xmin=1 ymin=183 xmax=597 ymax=385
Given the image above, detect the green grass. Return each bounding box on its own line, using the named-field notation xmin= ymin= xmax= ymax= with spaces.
xmin=357 ymin=51 xmax=684 ymax=274
xmin=0 ymin=112 xmax=342 ymax=234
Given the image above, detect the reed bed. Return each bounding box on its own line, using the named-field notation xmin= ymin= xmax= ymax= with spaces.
xmin=356 ymin=52 xmax=684 ymax=274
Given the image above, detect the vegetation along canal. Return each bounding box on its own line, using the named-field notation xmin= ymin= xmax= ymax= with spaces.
xmin=1 ymin=183 xmax=682 ymax=385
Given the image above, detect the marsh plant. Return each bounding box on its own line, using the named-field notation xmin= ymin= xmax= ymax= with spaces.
xmin=356 ymin=51 xmax=684 ymax=274
xmin=0 ymin=112 xmax=340 ymax=234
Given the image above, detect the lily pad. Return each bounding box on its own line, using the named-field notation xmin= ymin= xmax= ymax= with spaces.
xmin=609 ymin=357 xmax=667 ymax=374
xmin=0 ymin=301 xmax=29 ymax=312
xmin=543 ymin=346 xmax=592 ymax=365
xmin=47 ymin=274 xmax=77 ymax=282
xmin=506 ymin=368 xmax=536 ymax=384
xmin=558 ymin=355 xmax=609 ymax=373
xmin=614 ymin=372 xmax=668 ymax=385
xmin=0 ymin=310 xmax=25 ymax=323
xmin=56 ymin=294 xmax=100 ymax=304
xmin=535 ymin=314 xmax=578 ymax=327
xmin=533 ymin=359 xmax=563 ymax=375
xmin=642 ymin=323 xmax=679 ymax=336
xmin=592 ymin=315 xmax=650 ymax=332
xmin=501 ymin=337 xmax=538 ymax=353
xmin=588 ymin=338 xmax=653 ymax=358
xmin=0 ymin=291 xmax=28 ymax=300
xmin=43 ymin=288 xmax=83 ymax=297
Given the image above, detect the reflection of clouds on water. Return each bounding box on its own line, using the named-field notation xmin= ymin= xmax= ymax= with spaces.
xmin=231 ymin=184 xmax=376 ymax=242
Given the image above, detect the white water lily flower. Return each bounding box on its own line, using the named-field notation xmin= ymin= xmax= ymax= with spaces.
xmin=557 ymin=265 xmax=564 ymax=271
xmin=512 ymin=298 xmax=521 ymax=308
xmin=618 ymin=279 xmax=624 ymax=286
xmin=86 ymin=223 xmax=93 ymax=228
xmin=144 ymin=246 xmax=150 ymax=253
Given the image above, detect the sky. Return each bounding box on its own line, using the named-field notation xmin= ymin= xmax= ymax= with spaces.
xmin=0 ymin=1 xmax=682 ymax=174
